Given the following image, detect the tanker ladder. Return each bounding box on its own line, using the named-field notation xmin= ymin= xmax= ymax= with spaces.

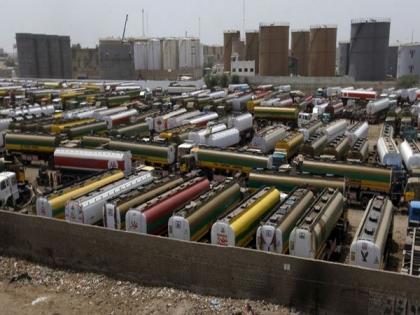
xmin=402 ymin=227 xmax=420 ymax=276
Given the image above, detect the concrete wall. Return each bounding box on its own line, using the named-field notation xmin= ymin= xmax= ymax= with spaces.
xmin=0 ymin=211 xmax=419 ymax=314
xmin=246 ymin=75 xmax=396 ymax=92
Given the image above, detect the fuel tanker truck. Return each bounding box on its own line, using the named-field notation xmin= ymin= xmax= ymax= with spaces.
xmin=297 ymin=158 xmax=404 ymax=206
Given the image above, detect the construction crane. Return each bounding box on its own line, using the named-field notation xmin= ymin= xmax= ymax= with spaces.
xmin=122 ymin=14 xmax=128 ymax=42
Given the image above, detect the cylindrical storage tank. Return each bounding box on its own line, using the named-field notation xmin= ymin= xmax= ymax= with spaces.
xmin=232 ymin=40 xmax=245 ymax=60
xmin=377 ymin=136 xmax=401 ymax=168
xmin=259 ymin=23 xmax=289 ymax=76
xmin=338 ymin=41 xmax=350 ymax=75
xmin=133 ymin=40 xmax=149 ymax=70
xmin=349 ymin=19 xmax=391 ymax=81
xmin=207 ymin=128 xmax=240 ymax=148
xmin=291 ymin=30 xmax=310 ymax=76
xmin=250 ymin=125 xmax=288 ymax=154
xmin=162 ymin=38 xmax=178 ymax=70
xmin=246 ymin=31 xmax=260 ymax=74
xmin=147 ymin=39 xmax=162 ymax=70
xmin=223 ymin=31 xmax=240 ymax=72
xmin=397 ymin=44 xmax=420 ymax=78
xmin=308 ymin=25 xmax=337 ymax=76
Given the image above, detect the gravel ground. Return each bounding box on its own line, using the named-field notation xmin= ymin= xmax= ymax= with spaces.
xmin=0 ymin=256 xmax=298 ymax=315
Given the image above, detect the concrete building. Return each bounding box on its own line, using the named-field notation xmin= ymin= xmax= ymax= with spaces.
xmin=231 ymin=54 xmax=255 ymax=77
xmin=203 ymin=45 xmax=223 ymax=67
xmin=397 ymin=43 xmax=420 ymax=78
xmin=349 ymin=18 xmax=391 ymax=81
xmin=16 ymin=33 xmax=72 ymax=78
xmin=72 ymin=45 xmax=99 ymax=79
xmin=291 ymin=30 xmax=310 ymax=76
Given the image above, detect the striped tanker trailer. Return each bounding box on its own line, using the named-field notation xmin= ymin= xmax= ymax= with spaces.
xmin=253 ymin=107 xmax=299 ymax=127
xmin=103 ymin=176 xmax=184 ymax=230
xmin=65 ymin=171 xmax=153 ymax=225
xmin=256 ymin=187 xmax=315 ymax=254
xmin=36 ymin=170 xmax=124 ymax=218
xmin=299 ymin=159 xmax=403 ymax=206
xmin=126 ymin=177 xmax=210 ymax=235
xmin=111 ymin=121 xmax=150 ymax=138
xmin=289 ymin=188 xmax=345 ymax=259
xmin=189 ymin=147 xmax=273 ymax=173
xmin=66 ymin=121 xmax=108 ymax=139
xmin=168 ymin=179 xmax=242 ymax=241
xmin=5 ymin=132 xmax=60 ymax=162
xmin=211 ymin=187 xmax=283 ymax=247
xmin=107 ymin=140 xmax=176 ymax=166
xmin=53 ymin=147 xmax=132 ymax=175
xmin=247 ymin=172 xmax=345 ymax=193
xmin=349 ymin=195 xmax=394 ymax=269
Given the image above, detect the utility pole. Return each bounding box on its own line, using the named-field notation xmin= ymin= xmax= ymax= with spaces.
xmin=198 ymin=17 xmax=201 ymax=39
xmin=242 ymin=0 xmax=246 ymax=38
xmin=142 ymin=9 xmax=145 ymax=37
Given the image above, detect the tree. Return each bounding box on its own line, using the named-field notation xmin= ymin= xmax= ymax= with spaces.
xmin=231 ymin=74 xmax=240 ymax=84
xmin=218 ymin=74 xmax=229 ymax=88
xmin=397 ymin=75 xmax=419 ymax=88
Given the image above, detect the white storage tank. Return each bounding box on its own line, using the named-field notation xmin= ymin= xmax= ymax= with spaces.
xmin=320 ymin=119 xmax=348 ymax=142
xmin=133 ymin=40 xmax=148 ymax=70
xmin=178 ymin=38 xmax=202 ymax=68
xmin=207 ymin=128 xmax=240 ymax=148
xmin=366 ymin=98 xmax=390 ymax=115
xmin=162 ymin=39 xmax=178 ymax=70
xmin=147 ymin=39 xmax=162 ymax=70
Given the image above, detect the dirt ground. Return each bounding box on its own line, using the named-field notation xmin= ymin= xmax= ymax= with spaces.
xmin=0 ymin=256 xmax=297 ymax=315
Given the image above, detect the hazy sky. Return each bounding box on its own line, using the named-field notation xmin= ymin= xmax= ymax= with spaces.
xmin=1 ymin=0 xmax=419 ymax=52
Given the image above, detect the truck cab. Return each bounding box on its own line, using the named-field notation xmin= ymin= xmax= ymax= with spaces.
xmin=298 ymin=112 xmax=316 ymax=128
xmin=0 ymin=172 xmax=19 ymax=208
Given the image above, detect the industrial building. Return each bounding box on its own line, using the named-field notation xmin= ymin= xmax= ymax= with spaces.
xmin=291 ymin=30 xmax=310 ymax=76
xmin=397 ymin=43 xmax=420 ymax=78
xmin=308 ymin=26 xmax=337 ymax=77
xmin=72 ymin=45 xmax=100 ymax=79
xmin=231 ymin=54 xmax=255 ymax=76
xmin=16 ymin=33 xmax=72 ymax=78
xmin=348 ymin=19 xmax=391 ymax=81
xmin=259 ymin=23 xmax=289 ymax=76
